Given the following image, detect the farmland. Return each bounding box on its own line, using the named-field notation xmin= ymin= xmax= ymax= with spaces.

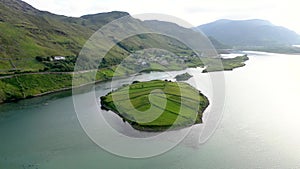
xmin=101 ymin=80 xmax=209 ymax=131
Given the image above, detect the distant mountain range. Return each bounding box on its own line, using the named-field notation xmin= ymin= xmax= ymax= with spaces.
xmin=196 ymin=19 xmax=300 ymax=47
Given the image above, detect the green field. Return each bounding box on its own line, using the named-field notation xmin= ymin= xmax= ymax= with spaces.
xmin=101 ymin=80 xmax=209 ymax=131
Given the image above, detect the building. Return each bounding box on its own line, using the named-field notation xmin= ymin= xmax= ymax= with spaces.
xmin=53 ymin=56 xmax=66 ymax=61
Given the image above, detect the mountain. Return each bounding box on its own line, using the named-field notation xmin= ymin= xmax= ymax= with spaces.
xmin=196 ymin=19 xmax=300 ymax=47
xmin=0 ymin=0 xmax=196 ymax=72
xmin=0 ymin=0 xmax=249 ymax=103
xmin=207 ymin=36 xmax=231 ymax=49
xmin=0 ymin=0 xmax=111 ymax=72
xmin=142 ymin=20 xmax=216 ymax=54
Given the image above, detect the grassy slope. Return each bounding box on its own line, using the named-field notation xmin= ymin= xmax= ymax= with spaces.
xmin=0 ymin=74 xmax=72 ymax=102
xmin=101 ymin=80 xmax=209 ymax=131
xmin=0 ymin=0 xmax=249 ymax=103
xmin=0 ymin=67 xmax=127 ymax=103
xmin=0 ymin=0 xmax=193 ymax=103
xmin=0 ymin=1 xmax=193 ymax=72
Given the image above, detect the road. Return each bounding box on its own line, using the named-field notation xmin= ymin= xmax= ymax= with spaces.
xmin=0 ymin=69 xmax=99 ymax=79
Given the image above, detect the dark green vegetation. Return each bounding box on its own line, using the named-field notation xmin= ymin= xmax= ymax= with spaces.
xmin=35 ymin=56 xmax=77 ymax=72
xmin=0 ymin=74 xmax=72 ymax=102
xmin=197 ymin=19 xmax=300 ymax=53
xmin=101 ymin=80 xmax=209 ymax=131
xmin=175 ymin=73 xmax=193 ymax=81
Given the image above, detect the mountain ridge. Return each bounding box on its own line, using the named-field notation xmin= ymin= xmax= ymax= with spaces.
xmin=196 ymin=19 xmax=300 ymax=47
xmin=0 ymin=0 xmax=250 ymax=104
xmin=0 ymin=0 xmax=199 ymax=72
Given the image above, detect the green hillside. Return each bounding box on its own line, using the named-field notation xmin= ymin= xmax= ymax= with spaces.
xmin=0 ymin=0 xmax=248 ymax=103
xmin=0 ymin=0 xmax=193 ymax=73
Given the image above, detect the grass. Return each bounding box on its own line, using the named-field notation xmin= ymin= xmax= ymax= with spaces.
xmin=100 ymin=80 xmax=209 ymax=131
xmin=0 ymin=74 xmax=72 ymax=102
xmin=14 ymin=59 xmax=45 ymax=71
xmin=0 ymin=60 xmax=12 ymax=70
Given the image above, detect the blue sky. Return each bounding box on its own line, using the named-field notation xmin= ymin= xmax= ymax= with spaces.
xmin=23 ymin=0 xmax=300 ymax=33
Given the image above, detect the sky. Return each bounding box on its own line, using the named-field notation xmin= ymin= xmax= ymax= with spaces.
xmin=22 ymin=0 xmax=300 ymax=33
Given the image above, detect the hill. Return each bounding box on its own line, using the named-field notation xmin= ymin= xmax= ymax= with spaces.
xmin=196 ymin=19 xmax=300 ymax=48
xmin=142 ymin=20 xmax=230 ymax=56
xmin=0 ymin=0 xmax=248 ymax=103
xmin=0 ymin=0 xmax=195 ymax=73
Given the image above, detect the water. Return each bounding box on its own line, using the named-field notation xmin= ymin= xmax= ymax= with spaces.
xmin=1 ymin=51 xmax=300 ymax=169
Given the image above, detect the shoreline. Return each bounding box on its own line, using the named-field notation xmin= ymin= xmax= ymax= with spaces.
xmin=0 ymin=74 xmax=128 ymax=104
xmin=100 ymin=80 xmax=210 ymax=132
xmin=0 ymin=55 xmax=248 ymax=105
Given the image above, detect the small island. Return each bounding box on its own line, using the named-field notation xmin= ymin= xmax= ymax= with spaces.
xmin=101 ymin=80 xmax=209 ymax=131
xmin=175 ymin=73 xmax=193 ymax=81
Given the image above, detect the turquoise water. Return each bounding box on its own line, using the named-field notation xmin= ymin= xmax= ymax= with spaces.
xmin=1 ymin=52 xmax=300 ymax=169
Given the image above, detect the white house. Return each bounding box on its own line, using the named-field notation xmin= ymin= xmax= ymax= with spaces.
xmin=54 ymin=56 xmax=66 ymax=61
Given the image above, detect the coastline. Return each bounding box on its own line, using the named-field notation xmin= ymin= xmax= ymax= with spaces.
xmin=100 ymin=80 xmax=210 ymax=132
xmin=0 ymin=74 xmax=128 ymax=104
xmin=100 ymin=95 xmax=210 ymax=132
xmin=0 ymin=55 xmax=248 ymax=105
